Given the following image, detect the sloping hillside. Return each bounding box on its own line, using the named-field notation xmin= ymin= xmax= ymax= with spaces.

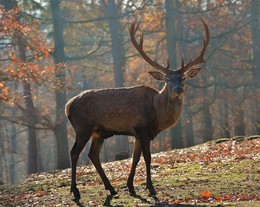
xmin=0 ymin=136 xmax=259 ymax=206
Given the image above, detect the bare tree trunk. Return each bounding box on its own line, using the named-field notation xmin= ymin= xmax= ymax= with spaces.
xmin=183 ymin=99 xmax=194 ymax=147
xmin=223 ymin=103 xmax=231 ymax=138
xmin=165 ymin=0 xmax=183 ymax=149
xmin=106 ymin=0 xmax=125 ymax=88
xmin=250 ymin=0 xmax=260 ymax=134
xmin=234 ymin=105 xmax=245 ymax=136
xmin=0 ymin=105 xmax=4 ymax=183
xmin=8 ymin=124 xmax=16 ymax=184
xmin=104 ymin=0 xmax=129 ymax=155
xmin=22 ymin=80 xmax=38 ymax=174
xmin=213 ymin=98 xmax=230 ymax=139
xmin=50 ymin=0 xmax=70 ymax=169
xmin=251 ymin=0 xmax=260 ymax=81
xmin=201 ymin=105 xmax=213 ymax=142
xmin=25 ymin=87 xmax=38 ymax=173
xmin=17 ymin=32 xmax=37 ymax=174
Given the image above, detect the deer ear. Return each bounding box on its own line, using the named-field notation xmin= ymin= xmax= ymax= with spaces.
xmin=183 ymin=67 xmax=201 ymax=81
xmin=149 ymin=71 xmax=166 ymax=81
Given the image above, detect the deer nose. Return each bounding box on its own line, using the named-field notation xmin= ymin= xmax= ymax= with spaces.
xmin=175 ymin=87 xmax=183 ymax=94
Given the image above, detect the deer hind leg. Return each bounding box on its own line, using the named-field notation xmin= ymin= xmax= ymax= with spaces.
xmin=70 ymin=129 xmax=92 ymax=200
xmin=127 ymin=138 xmax=141 ymax=195
xmin=140 ymin=138 xmax=156 ymax=196
xmin=88 ymin=136 xmax=117 ymax=195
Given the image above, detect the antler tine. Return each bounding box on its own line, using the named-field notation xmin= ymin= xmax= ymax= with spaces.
xmin=139 ymin=33 xmax=144 ymax=49
xmin=129 ymin=20 xmax=169 ymax=74
xmin=134 ymin=20 xmax=141 ymax=34
xmin=180 ymin=17 xmax=210 ymax=73
xmin=180 ymin=55 xmax=185 ymax=73
xmin=166 ymin=57 xmax=170 ymax=71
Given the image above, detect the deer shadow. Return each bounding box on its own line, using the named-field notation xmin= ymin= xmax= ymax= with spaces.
xmin=71 ymin=194 xmax=123 ymax=207
xmin=103 ymin=194 xmax=125 ymax=207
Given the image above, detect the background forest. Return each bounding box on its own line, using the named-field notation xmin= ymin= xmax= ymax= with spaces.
xmin=0 ymin=0 xmax=259 ymax=185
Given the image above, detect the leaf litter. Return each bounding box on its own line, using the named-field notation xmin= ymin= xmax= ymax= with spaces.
xmin=0 ymin=135 xmax=259 ymax=206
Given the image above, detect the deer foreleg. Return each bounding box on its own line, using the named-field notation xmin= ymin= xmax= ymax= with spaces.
xmin=140 ymin=139 xmax=156 ymax=196
xmin=88 ymin=136 xmax=117 ymax=195
xmin=70 ymin=132 xmax=91 ymax=200
xmin=127 ymin=138 xmax=141 ymax=195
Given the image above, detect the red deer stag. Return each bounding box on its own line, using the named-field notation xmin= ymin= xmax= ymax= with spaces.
xmin=65 ymin=17 xmax=209 ymax=200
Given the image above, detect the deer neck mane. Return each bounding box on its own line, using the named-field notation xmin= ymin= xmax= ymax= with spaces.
xmin=154 ymin=83 xmax=184 ymax=131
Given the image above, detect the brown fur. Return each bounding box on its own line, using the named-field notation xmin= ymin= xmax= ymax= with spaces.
xmin=66 ymin=84 xmax=183 ymax=140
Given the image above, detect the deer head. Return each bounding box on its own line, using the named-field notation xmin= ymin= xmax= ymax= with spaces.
xmin=129 ymin=17 xmax=210 ymax=99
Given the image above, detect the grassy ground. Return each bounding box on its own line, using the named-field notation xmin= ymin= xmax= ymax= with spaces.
xmin=0 ymin=135 xmax=259 ymax=206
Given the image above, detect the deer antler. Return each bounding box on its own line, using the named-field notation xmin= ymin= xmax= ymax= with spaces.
xmin=129 ymin=20 xmax=170 ymax=75
xmin=179 ymin=17 xmax=210 ymax=74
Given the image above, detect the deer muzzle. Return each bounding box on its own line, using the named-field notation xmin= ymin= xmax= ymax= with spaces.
xmin=175 ymin=86 xmax=183 ymax=94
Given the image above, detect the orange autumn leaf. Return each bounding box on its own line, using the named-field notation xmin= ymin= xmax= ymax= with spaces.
xmin=227 ymin=195 xmax=233 ymax=200
xmin=135 ymin=180 xmax=141 ymax=183
xmin=201 ymin=191 xmax=211 ymax=197
xmin=174 ymin=199 xmax=181 ymax=204
xmin=112 ymin=180 xmax=118 ymax=183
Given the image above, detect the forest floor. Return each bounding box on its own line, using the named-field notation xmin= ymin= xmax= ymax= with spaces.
xmin=0 ymin=135 xmax=259 ymax=207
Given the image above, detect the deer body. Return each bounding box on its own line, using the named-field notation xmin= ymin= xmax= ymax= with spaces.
xmin=66 ymin=84 xmax=183 ymax=141
xmin=66 ymin=18 xmax=209 ymax=200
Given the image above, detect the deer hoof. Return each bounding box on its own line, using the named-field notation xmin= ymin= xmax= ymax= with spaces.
xmin=148 ymin=187 xmax=156 ymax=196
xmin=71 ymin=186 xmax=81 ymax=200
xmin=110 ymin=190 xmax=118 ymax=195
xmin=129 ymin=190 xmax=137 ymax=196
xmin=127 ymin=184 xmax=136 ymax=195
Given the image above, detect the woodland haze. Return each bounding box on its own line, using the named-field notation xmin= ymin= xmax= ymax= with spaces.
xmin=0 ymin=0 xmax=259 ymax=194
